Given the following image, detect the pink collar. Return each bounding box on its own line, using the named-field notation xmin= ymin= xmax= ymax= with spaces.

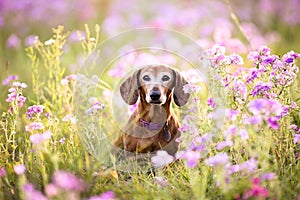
xmin=138 ymin=118 xmax=165 ymax=131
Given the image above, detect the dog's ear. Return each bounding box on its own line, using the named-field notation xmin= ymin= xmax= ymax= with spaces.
xmin=172 ymin=69 xmax=190 ymax=106
xmin=120 ymin=69 xmax=141 ymax=105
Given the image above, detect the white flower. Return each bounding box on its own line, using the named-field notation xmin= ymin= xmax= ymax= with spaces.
xmin=151 ymin=150 xmax=174 ymax=168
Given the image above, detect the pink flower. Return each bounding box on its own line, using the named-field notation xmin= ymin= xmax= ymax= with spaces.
xmin=29 ymin=130 xmax=51 ymax=145
xmin=89 ymin=191 xmax=115 ymax=200
xmin=0 ymin=166 xmax=6 ymax=177
xmin=17 ymin=96 xmax=26 ymax=108
xmin=154 ymin=177 xmax=169 ymax=188
xmin=183 ymin=83 xmax=201 ymax=94
xmin=26 ymin=105 xmax=44 ymax=118
xmin=52 ymin=170 xmax=86 ymax=192
xmin=42 ymin=130 xmax=52 ymax=140
xmin=207 ymin=98 xmax=216 ymax=109
xmin=45 ymin=183 xmax=58 ymax=197
xmin=25 ymin=122 xmax=44 ymax=132
xmin=238 ymin=129 xmax=249 ymax=140
xmin=23 ymin=183 xmax=47 ymax=200
xmin=242 ymin=178 xmax=269 ymax=199
xmin=14 ymin=164 xmax=26 ymax=175
xmin=61 ymin=74 xmax=77 ymax=86
xmin=30 ymin=134 xmax=44 ymax=146
xmin=294 ymin=134 xmax=300 ymax=144
xmin=59 ymin=137 xmax=66 ymax=144
xmin=12 ymin=82 xmax=27 ymax=88
xmin=151 ymin=150 xmax=174 ymax=168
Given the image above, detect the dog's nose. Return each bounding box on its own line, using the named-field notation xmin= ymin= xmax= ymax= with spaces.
xmin=150 ymin=89 xmax=161 ymax=101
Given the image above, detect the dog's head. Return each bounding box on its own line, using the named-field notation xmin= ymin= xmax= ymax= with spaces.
xmin=120 ymin=64 xmax=190 ymax=106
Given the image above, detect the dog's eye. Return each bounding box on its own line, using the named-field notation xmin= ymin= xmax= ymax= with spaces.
xmin=162 ymin=75 xmax=170 ymax=81
xmin=142 ymin=75 xmax=150 ymax=81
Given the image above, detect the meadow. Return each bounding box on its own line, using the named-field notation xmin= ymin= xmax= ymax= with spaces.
xmin=1 ymin=0 xmax=300 ymax=199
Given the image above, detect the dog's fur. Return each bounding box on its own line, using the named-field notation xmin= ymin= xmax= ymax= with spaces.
xmin=114 ymin=64 xmax=190 ymax=155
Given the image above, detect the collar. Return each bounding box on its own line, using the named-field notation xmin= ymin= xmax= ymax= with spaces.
xmin=138 ymin=118 xmax=166 ymax=131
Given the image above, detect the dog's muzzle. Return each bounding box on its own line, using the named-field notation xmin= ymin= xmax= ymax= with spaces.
xmin=149 ymin=87 xmax=161 ymax=103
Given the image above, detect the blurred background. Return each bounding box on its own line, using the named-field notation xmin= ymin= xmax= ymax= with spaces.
xmin=1 ymin=0 xmax=300 ymax=85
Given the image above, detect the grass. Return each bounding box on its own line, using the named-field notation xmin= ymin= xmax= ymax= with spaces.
xmin=0 ymin=24 xmax=300 ymax=200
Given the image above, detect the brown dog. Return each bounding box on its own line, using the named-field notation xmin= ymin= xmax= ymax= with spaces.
xmin=114 ymin=64 xmax=190 ymax=155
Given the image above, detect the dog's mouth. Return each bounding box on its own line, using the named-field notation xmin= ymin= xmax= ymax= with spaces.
xmin=149 ymin=100 xmax=162 ymax=104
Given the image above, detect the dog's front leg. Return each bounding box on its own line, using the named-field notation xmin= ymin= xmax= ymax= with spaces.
xmin=113 ymin=133 xmax=124 ymax=149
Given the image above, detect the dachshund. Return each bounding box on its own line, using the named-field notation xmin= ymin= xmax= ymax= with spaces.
xmin=114 ymin=64 xmax=190 ymax=156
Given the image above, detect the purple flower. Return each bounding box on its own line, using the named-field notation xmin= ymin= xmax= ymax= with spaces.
xmin=259 ymin=46 xmax=271 ymax=56
xmin=247 ymin=98 xmax=283 ymax=116
xmin=294 ymin=134 xmax=300 ymax=144
xmin=205 ymin=152 xmax=229 ymax=167
xmin=262 ymin=55 xmax=277 ymax=64
xmin=261 ymin=172 xmax=276 ymax=181
xmin=225 ymin=109 xmax=239 ymax=121
xmin=285 ymin=57 xmax=294 ymax=63
xmin=282 ymin=51 xmax=300 ymax=64
xmin=86 ymin=101 xmax=105 ymax=115
xmin=14 ymin=164 xmax=26 ymax=175
xmin=251 ymin=82 xmax=272 ymax=96
xmin=267 ymin=116 xmax=280 ymax=130
xmin=230 ymin=79 xmax=247 ymax=100
xmin=247 ymin=51 xmax=260 ymax=63
xmin=244 ymin=116 xmax=263 ymax=126
xmin=216 ymin=140 xmax=233 ymax=150
xmin=2 ymin=75 xmax=18 ymax=85
xmin=25 ymin=35 xmax=37 ymax=47
xmin=228 ymin=53 xmax=244 ymax=65
xmin=0 ymin=166 xmax=6 ymax=177
xmin=151 ymin=150 xmax=174 ymax=168
xmin=176 ymin=150 xmax=201 ymax=168
xmin=223 ymin=125 xmax=237 ymax=140
xmin=23 ymin=183 xmax=47 ymax=200
xmin=210 ymin=53 xmax=228 ymax=67
xmin=245 ymin=68 xmax=264 ymax=84
xmin=290 ymin=124 xmax=299 ymax=132
xmin=89 ymin=191 xmax=116 ymax=200
xmin=229 ymin=158 xmax=257 ymax=174
xmin=52 ymin=170 xmax=86 ymax=192
xmin=6 ymin=34 xmax=21 ymax=49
